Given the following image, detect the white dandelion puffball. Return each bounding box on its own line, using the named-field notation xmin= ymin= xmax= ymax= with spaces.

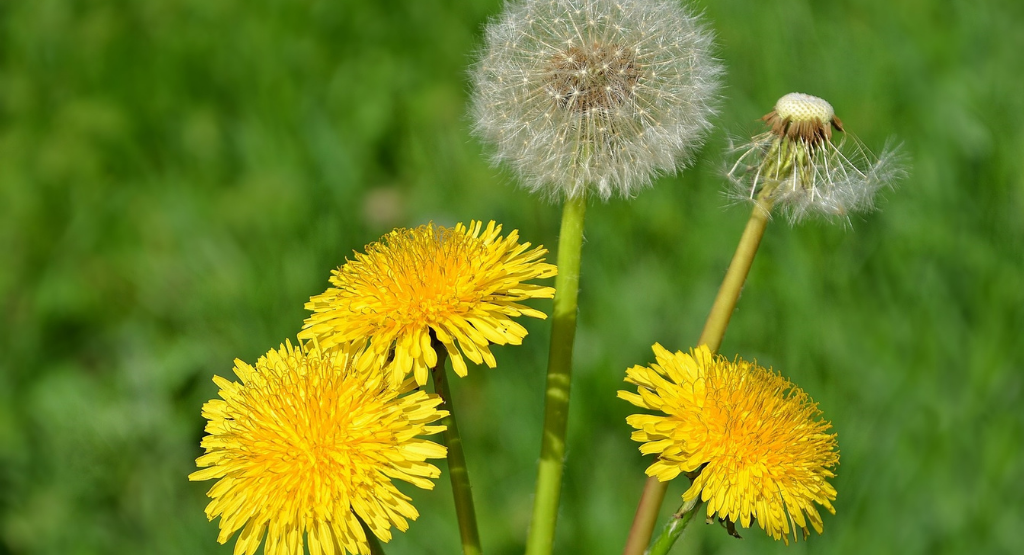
xmin=471 ymin=0 xmax=722 ymax=200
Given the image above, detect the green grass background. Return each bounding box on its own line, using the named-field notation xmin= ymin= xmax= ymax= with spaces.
xmin=2 ymin=0 xmax=1022 ymax=554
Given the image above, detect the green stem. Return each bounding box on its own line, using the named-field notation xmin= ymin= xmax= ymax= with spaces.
xmin=526 ymin=195 xmax=588 ymax=555
xmin=695 ymin=197 xmax=773 ymax=353
xmin=431 ymin=342 xmax=483 ymax=555
xmin=621 ymin=198 xmax=773 ymax=555
xmin=647 ymin=498 xmax=705 ymax=555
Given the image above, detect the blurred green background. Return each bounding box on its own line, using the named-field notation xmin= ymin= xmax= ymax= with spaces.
xmin=2 ymin=0 xmax=1022 ymax=554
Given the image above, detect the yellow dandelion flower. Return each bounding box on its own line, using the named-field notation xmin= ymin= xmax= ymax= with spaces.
xmin=618 ymin=344 xmax=839 ymax=543
xmin=300 ymin=220 xmax=557 ymax=386
xmin=189 ymin=341 xmax=448 ymax=555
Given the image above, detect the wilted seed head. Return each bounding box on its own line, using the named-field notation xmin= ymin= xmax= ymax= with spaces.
xmin=472 ymin=0 xmax=722 ymax=200
xmin=765 ymin=93 xmax=843 ymax=144
xmin=727 ymin=92 xmax=903 ymax=223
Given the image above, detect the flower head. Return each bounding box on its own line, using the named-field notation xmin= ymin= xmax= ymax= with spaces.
xmin=190 ymin=341 xmax=448 ymax=555
xmin=471 ymin=0 xmax=722 ymax=200
xmin=618 ymin=344 xmax=839 ymax=543
xmin=300 ymin=220 xmax=556 ymax=386
xmin=727 ymin=92 xmax=902 ymax=222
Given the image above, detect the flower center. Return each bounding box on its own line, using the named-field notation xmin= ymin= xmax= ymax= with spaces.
xmin=546 ymin=42 xmax=640 ymax=114
xmin=386 ymin=229 xmax=485 ymax=326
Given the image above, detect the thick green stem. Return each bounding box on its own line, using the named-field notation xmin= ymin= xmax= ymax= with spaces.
xmin=622 ymin=199 xmax=773 ymax=555
xmin=647 ymin=498 xmax=704 ymax=555
xmin=431 ymin=343 xmax=482 ymax=555
xmin=526 ymin=195 xmax=588 ymax=555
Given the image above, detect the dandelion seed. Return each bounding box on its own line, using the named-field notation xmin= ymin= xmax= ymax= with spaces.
xmin=727 ymin=92 xmax=903 ymax=222
xmin=619 ymin=344 xmax=839 ymax=543
xmin=190 ymin=341 xmax=448 ymax=555
xmin=471 ymin=0 xmax=722 ymax=200
xmin=300 ymin=221 xmax=556 ymax=386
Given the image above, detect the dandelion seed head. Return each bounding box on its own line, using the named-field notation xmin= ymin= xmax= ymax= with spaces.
xmin=472 ymin=0 xmax=722 ymax=200
xmin=726 ymin=92 xmax=903 ymax=223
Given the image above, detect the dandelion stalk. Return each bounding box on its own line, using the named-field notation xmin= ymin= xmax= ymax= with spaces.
xmin=694 ymin=196 xmax=774 ymax=354
xmin=430 ymin=336 xmax=483 ymax=555
xmin=647 ymin=496 xmax=704 ymax=555
xmin=527 ymin=195 xmax=587 ymax=555
xmin=622 ymin=196 xmax=773 ymax=555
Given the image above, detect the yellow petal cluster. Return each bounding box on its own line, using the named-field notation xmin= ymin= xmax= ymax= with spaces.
xmin=189 ymin=341 xmax=448 ymax=555
xmin=300 ymin=220 xmax=556 ymax=386
xmin=619 ymin=344 xmax=839 ymax=543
